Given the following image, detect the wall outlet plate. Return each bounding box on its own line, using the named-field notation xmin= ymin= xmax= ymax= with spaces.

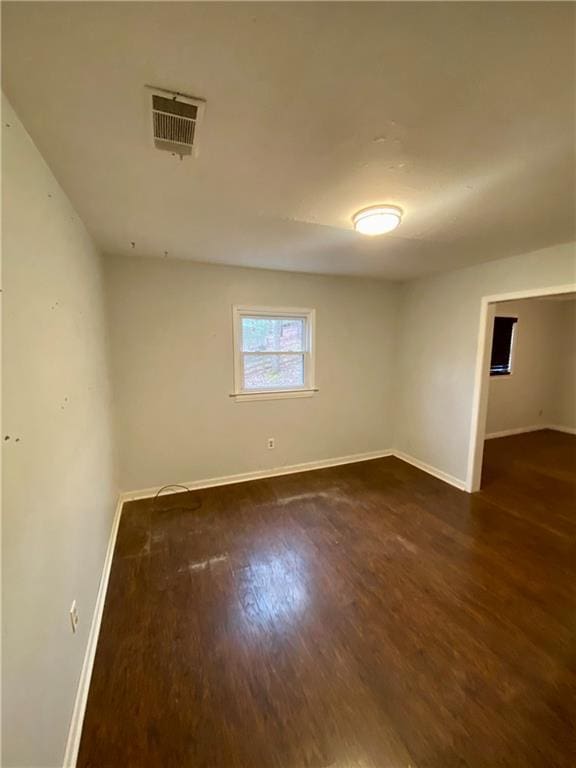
xmin=267 ymin=438 xmax=275 ymax=449
xmin=69 ymin=600 xmax=79 ymax=633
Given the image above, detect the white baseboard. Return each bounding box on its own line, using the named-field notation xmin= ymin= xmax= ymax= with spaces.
xmin=485 ymin=424 xmax=576 ymax=440
xmin=64 ymin=425 xmax=576 ymax=762
xmin=120 ymin=449 xmax=394 ymax=502
xmin=120 ymin=448 xmax=474 ymax=505
xmin=63 ymin=495 xmax=123 ymax=768
xmin=547 ymin=424 xmax=576 ymax=435
xmin=62 ymin=446 xmax=471 ymax=763
xmin=485 ymin=425 xmax=547 ymax=440
xmin=392 ymin=450 xmax=467 ymax=491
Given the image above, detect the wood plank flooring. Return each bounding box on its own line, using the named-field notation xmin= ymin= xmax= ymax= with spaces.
xmin=78 ymin=429 xmax=576 ymax=767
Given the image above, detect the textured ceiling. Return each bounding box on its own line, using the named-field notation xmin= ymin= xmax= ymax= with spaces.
xmin=2 ymin=1 xmax=575 ymax=279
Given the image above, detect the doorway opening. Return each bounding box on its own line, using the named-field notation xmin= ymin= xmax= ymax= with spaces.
xmin=466 ymin=284 xmax=576 ymax=492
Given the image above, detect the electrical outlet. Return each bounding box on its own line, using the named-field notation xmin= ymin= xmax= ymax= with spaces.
xmin=69 ymin=600 xmax=79 ymax=634
xmin=267 ymin=437 xmax=275 ymax=450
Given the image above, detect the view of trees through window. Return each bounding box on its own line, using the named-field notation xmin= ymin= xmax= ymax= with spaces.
xmin=241 ymin=317 xmax=306 ymax=390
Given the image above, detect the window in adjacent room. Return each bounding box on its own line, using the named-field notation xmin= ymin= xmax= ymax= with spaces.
xmin=232 ymin=306 xmax=316 ymax=400
xmin=490 ymin=316 xmax=518 ymax=376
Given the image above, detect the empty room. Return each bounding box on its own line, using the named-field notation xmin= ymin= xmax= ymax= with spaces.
xmin=2 ymin=2 xmax=575 ymax=768
xmin=480 ymin=293 xmax=576 ymax=496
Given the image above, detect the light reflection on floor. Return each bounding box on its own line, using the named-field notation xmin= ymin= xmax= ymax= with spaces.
xmin=233 ymin=541 xmax=311 ymax=636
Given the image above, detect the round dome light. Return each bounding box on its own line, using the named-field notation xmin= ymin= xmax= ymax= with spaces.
xmin=353 ymin=205 xmax=403 ymax=236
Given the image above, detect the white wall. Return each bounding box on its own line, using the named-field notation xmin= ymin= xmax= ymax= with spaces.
xmin=2 ymin=97 xmax=117 ymax=767
xmin=395 ymin=242 xmax=576 ymax=484
xmin=105 ymin=255 xmax=400 ymax=492
xmin=485 ymin=299 xmax=571 ymax=435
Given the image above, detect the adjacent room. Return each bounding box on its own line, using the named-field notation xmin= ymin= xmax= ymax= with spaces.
xmin=2 ymin=2 xmax=575 ymax=768
xmin=481 ymin=294 xmax=576 ymax=487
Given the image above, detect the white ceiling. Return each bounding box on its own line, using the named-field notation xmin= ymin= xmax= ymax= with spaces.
xmin=2 ymin=2 xmax=575 ymax=280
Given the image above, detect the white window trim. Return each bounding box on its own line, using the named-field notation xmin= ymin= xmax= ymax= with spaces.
xmin=232 ymin=305 xmax=316 ymax=401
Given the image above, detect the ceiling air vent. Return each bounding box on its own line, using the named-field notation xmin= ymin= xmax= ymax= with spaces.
xmin=148 ymin=87 xmax=205 ymax=158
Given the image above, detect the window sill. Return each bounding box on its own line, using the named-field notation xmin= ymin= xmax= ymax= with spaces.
xmin=231 ymin=388 xmax=318 ymax=402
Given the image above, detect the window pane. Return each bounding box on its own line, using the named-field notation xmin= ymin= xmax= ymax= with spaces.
xmin=241 ymin=317 xmax=305 ymax=353
xmin=243 ymin=354 xmax=305 ymax=390
xmin=490 ymin=317 xmax=517 ymax=375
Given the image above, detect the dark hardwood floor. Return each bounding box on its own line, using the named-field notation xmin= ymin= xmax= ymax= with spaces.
xmin=78 ymin=429 xmax=576 ymax=768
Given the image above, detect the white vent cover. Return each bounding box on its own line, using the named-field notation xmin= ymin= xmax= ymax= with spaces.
xmin=148 ymin=87 xmax=205 ymax=158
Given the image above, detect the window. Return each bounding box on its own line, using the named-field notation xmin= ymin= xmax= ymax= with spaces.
xmin=490 ymin=316 xmax=518 ymax=376
xmin=232 ymin=306 xmax=316 ymax=400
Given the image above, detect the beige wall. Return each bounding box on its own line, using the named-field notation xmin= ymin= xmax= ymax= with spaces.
xmin=2 ymin=97 xmax=117 ymax=767
xmin=103 ymin=244 xmax=576 ymax=495
xmin=485 ymin=299 xmax=572 ymax=435
xmin=104 ymin=255 xmax=400 ymax=492
xmin=549 ymin=300 xmax=576 ymax=431
xmin=395 ymin=242 xmax=576 ymax=484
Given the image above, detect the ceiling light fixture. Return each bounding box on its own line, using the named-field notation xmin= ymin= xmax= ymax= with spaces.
xmin=353 ymin=205 xmax=403 ymax=236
